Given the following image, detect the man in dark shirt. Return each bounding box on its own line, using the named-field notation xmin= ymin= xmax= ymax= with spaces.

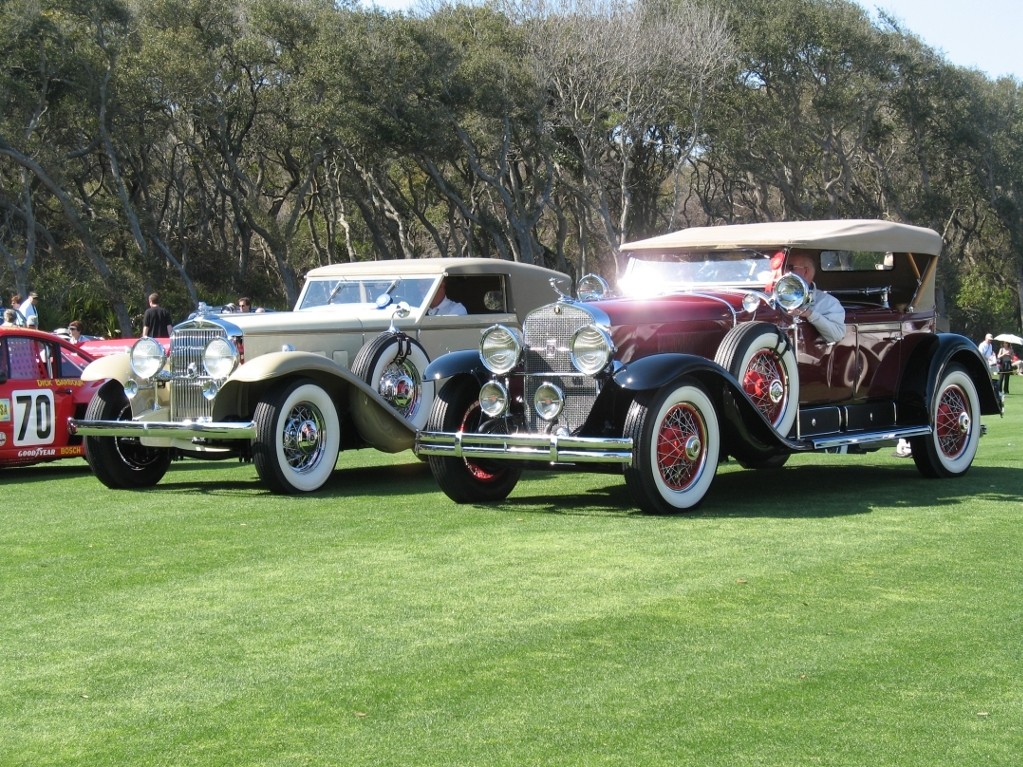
xmin=142 ymin=292 xmax=173 ymax=338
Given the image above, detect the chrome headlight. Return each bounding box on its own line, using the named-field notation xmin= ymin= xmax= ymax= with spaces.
xmin=480 ymin=325 xmax=522 ymax=374
xmin=203 ymin=337 xmax=240 ymax=379
xmin=774 ymin=273 xmax=812 ymax=312
xmin=479 ymin=381 xmax=509 ymax=418
xmin=534 ymin=382 xmax=565 ymax=421
xmin=742 ymin=292 xmax=766 ymax=313
xmin=130 ymin=337 xmax=167 ymax=380
xmin=577 ymin=273 xmax=610 ymax=301
xmin=570 ymin=325 xmax=614 ymax=375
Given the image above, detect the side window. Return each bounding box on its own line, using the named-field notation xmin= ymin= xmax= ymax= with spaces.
xmin=61 ymin=347 xmax=90 ymax=377
xmin=445 ymin=275 xmax=506 ymax=314
xmin=6 ymin=337 xmax=50 ymax=380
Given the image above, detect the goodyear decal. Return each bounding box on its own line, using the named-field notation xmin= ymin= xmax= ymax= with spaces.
xmin=18 ymin=447 xmax=57 ymax=458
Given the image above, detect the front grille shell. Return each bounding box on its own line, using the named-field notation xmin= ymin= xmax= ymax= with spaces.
xmin=519 ymin=303 xmax=601 ymax=433
xmin=167 ymin=324 xmax=229 ymax=421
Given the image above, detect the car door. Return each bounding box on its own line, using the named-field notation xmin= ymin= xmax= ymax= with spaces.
xmin=795 ymin=305 xmax=903 ymax=406
xmin=0 ymin=335 xmax=79 ymax=463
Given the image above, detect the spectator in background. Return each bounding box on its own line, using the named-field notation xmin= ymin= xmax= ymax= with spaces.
xmin=238 ymin=297 xmax=252 ymax=312
xmin=142 ymin=292 xmax=173 ymax=338
xmin=68 ymin=320 xmax=85 ymax=345
xmin=20 ymin=292 xmax=38 ymax=327
xmin=996 ymin=342 xmax=1013 ymax=394
xmin=977 ymin=333 xmax=996 ymax=370
xmin=10 ymin=294 xmax=25 ymax=325
xmin=2 ymin=308 xmax=18 ymax=327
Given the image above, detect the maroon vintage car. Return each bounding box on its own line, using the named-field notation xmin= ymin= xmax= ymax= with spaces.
xmin=0 ymin=326 xmax=101 ymax=468
xmin=416 ymin=220 xmax=1002 ymax=513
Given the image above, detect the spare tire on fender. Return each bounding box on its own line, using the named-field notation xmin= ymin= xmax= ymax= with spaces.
xmin=714 ymin=322 xmax=799 ymax=438
xmin=351 ymin=332 xmax=435 ymax=430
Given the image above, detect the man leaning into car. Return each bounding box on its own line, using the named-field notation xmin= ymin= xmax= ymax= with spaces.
xmin=784 ymin=251 xmax=846 ymax=344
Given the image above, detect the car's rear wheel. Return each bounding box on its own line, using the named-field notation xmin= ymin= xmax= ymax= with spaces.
xmin=83 ymin=384 xmax=172 ymax=489
xmin=425 ymin=376 xmax=522 ymax=504
xmin=715 ymin=322 xmax=798 ymax=437
xmin=351 ymin=332 xmax=434 ymax=430
xmin=911 ymin=363 xmax=982 ymax=478
xmin=623 ymin=379 xmax=720 ymax=513
xmin=252 ymin=378 xmax=340 ymax=494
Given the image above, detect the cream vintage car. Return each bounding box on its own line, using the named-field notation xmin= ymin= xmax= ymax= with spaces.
xmin=69 ymin=258 xmax=565 ymax=493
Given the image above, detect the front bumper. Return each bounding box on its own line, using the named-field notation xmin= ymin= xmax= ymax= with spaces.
xmin=68 ymin=418 xmax=257 ymax=441
xmin=415 ymin=430 xmax=634 ymax=465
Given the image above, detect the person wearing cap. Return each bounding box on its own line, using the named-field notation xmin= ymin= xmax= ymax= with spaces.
xmin=977 ymin=333 xmax=996 ymax=371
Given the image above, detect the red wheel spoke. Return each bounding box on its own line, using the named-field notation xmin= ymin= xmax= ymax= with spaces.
xmin=656 ymin=404 xmax=705 ymax=491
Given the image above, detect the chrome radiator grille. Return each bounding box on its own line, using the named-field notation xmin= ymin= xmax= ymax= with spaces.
xmin=521 ymin=303 xmax=600 ymax=432
xmin=168 ymin=326 xmax=226 ymax=421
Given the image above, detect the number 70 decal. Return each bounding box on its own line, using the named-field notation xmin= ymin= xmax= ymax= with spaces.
xmin=12 ymin=389 xmax=56 ymax=446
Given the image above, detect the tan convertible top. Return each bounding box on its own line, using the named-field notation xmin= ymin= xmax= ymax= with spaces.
xmin=621 ymin=219 xmax=943 ymax=256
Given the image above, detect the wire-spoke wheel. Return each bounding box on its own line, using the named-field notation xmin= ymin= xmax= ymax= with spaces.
xmin=911 ymin=363 xmax=981 ymax=478
xmin=253 ymin=378 xmax=341 ymax=494
xmin=425 ymin=376 xmax=522 ymax=504
xmin=624 ymin=379 xmax=720 ymax=513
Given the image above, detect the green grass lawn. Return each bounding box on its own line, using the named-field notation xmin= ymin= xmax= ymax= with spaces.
xmin=3 ymin=401 xmax=1021 ymax=766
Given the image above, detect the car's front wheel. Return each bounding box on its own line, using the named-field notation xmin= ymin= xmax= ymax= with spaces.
xmin=425 ymin=376 xmax=522 ymax=504
xmin=252 ymin=378 xmax=341 ymax=494
xmin=83 ymin=384 xmax=172 ymax=489
xmin=911 ymin=363 xmax=982 ymax=478
xmin=623 ymin=379 xmax=720 ymax=513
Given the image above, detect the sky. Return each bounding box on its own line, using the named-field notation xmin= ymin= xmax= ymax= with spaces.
xmin=361 ymin=0 xmax=1023 ymax=81
xmin=864 ymin=0 xmax=1022 ymax=79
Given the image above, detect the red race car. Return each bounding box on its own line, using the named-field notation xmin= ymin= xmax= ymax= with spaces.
xmin=0 ymin=325 xmax=102 ymax=468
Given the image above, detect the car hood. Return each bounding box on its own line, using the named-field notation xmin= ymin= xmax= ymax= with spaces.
xmin=588 ymin=291 xmax=746 ymax=326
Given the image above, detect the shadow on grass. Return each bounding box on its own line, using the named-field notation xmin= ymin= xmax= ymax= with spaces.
xmin=150 ymin=455 xmax=437 ymax=498
xmin=490 ymin=461 xmax=1023 ymax=520
xmin=8 ymin=452 xmax=1018 ymax=522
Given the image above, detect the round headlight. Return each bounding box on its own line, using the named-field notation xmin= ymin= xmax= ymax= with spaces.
xmin=534 ymin=382 xmax=565 ymax=421
xmin=203 ymin=337 xmax=240 ymax=379
xmin=774 ymin=273 xmax=811 ymax=312
xmin=570 ymin=325 xmax=614 ymax=375
xmin=577 ymin=273 xmax=610 ymax=301
xmin=479 ymin=381 xmax=509 ymax=418
xmin=130 ymin=337 xmax=167 ymax=380
xmin=480 ymin=325 xmax=522 ymax=374
xmin=742 ymin=292 xmax=765 ymax=313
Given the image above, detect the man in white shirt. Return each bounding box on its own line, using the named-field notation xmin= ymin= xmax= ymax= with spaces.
xmin=20 ymin=291 xmax=38 ymax=327
xmin=427 ymin=282 xmax=467 ymax=316
xmin=784 ymin=251 xmax=846 ymax=344
xmin=977 ymin=333 xmax=996 ymax=369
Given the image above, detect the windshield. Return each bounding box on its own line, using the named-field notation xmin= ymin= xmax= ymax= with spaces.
xmin=619 ymin=250 xmax=775 ymax=297
xmin=296 ymin=276 xmax=436 ymax=312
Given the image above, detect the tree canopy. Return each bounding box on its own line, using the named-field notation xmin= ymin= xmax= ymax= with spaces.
xmin=1 ymin=0 xmax=1020 ymax=339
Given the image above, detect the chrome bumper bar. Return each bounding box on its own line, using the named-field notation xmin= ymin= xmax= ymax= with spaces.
xmin=415 ymin=430 xmax=634 ymax=464
xmin=69 ymin=418 xmax=257 ymax=441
